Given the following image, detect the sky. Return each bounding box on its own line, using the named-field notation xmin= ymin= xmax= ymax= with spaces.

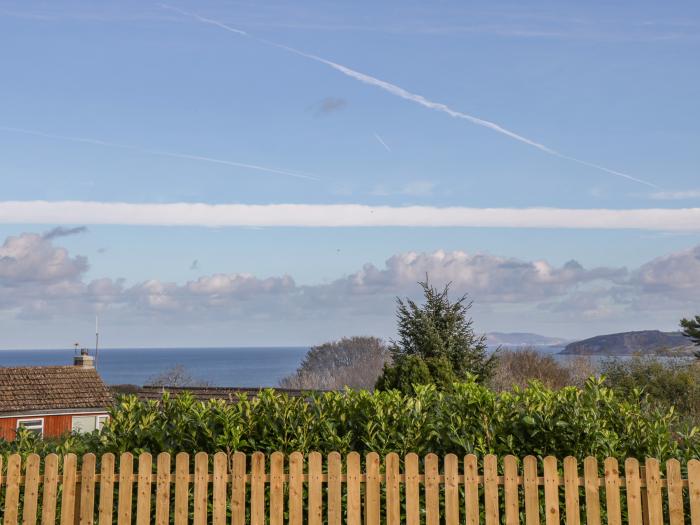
xmin=0 ymin=0 xmax=698 ymax=348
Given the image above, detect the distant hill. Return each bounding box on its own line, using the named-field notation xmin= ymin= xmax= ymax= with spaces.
xmin=486 ymin=332 xmax=568 ymax=347
xmin=560 ymin=330 xmax=694 ymax=356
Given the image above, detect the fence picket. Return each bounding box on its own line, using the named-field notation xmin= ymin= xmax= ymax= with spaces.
xmin=250 ymin=452 xmax=265 ymax=525
xmin=543 ymin=456 xmax=560 ymax=525
xmin=117 ymin=453 xmax=134 ymax=525
xmin=523 ymin=455 xmax=540 ymax=525
xmin=625 ymin=458 xmax=643 ymax=525
xmin=212 ymin=453 xmax=228 ymax=525
xmin=464 ymin=454 xmax=479 ymax=525
xmin=42 ymin=454 xmax=60 ymax=525
xmin=268 ymin=452 xmax=285 ymax=525
xmin=174 ymin=453 xmax=189 ymax=525
xmin=23 ymin=454 xmax=41 ymax=525
xmin=603 ymin=458 xmax=621 ymax=525
xmin=307 ymin=452 xmax=322 ymax=525
xmin=385 ymin=453 xmax=401 ymax=525
xmin=326 ymin=452 xmax=341 ymax=525
xmin=193 ymin=453 xmax=208 ymax=525
xmin=666 ymin=459 xmax=684 ymax=525
xmin=503 ymin=455 xmax=519 ymax=525
xmin=4 ymin=454 xmax=21 ymax=525
xmin=444 ymin=454 xmax=460 ymax=525
xmin=97 ymin=454 xmax=115 ymax=525
xmin=346 ymin=452 xmax=361 ymax=525
xmin=645 ymin=458 xmax=663 ymax=525
xmin=404 ymin=453 xmax=420 ymax=525
xmin=79 ymin=454 xmax=96 ymax=525
xmin=563 ymin=456 xmax=580 ymax=525
xmin=583 ymin=457 xmax=601 ymax=525
xmin=155 ymin=453 xmax=171 ymax=525
xmin=365 ymin=452 xmax=381 ymax=525
xmin=689 ymin=459 xmax=700 ymax=525
xmin=136 ymin=453 xmax=153 ymax=525
xmin=484 ymin=454 xmax=500 ymax=525
xmin=288 ymin=452 xmax=303 ymax=525
xmin=424 ymin=453 xmax=440 ymax=525
xmin=60 ymin=454 xmax=77 ymax=525
xmin=230 ymin=452 xmax=246 ymax=525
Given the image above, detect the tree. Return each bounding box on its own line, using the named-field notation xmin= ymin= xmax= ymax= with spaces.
xmin=146 ymin=364 xmax=211 ymax=387
xmin=376 ymin=278 xmax=496 ymax=394
xmin=681 ymin=315 xmax=700 ymax=346
xmin=279 ymin=336 xmax=391 ymax=390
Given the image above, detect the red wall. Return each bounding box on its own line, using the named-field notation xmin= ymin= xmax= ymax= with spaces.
xmin=0 ymin=413 xmax=105 ymax=441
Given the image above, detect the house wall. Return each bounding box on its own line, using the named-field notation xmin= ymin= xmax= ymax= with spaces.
xmin=0 ymin=412 xmax=107 ymax=441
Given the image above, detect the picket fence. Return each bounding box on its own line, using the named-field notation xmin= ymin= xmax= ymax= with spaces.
xmin=1 ymin=451 xmax=699 ymax=525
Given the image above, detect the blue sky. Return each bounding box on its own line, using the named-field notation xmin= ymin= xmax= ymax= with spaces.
xmin=0 ymin=0 xmax=698 ymax=348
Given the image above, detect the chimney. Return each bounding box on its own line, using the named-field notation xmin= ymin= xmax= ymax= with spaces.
xmin=74 ymin=348 xmax=95 ymax=368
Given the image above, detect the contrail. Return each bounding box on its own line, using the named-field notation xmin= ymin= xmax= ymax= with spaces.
xmin=161 ymin=4 xmax=658 ymax=189
xmin=0 ymin=125 xmax=318 ymax=181
xmin=374 ymin=132 xmax=391 ymax=152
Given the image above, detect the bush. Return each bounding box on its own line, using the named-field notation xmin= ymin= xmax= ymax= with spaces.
xmin=2 ymin=378 xmax=698 ymax=462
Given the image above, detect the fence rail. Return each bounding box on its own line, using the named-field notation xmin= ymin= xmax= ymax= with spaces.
xmin=1 ymin=452 xmax=699 ymax=525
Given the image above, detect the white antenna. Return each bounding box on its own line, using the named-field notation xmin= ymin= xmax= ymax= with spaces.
xmin=95 ymin=315 xmax=100 ymax=370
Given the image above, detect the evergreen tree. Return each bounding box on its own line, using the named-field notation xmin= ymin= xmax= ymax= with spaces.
xmin=681 ymin=315 xmax=700 ymax=359
xmin=376 ymin=278 xmax=496 ymax=394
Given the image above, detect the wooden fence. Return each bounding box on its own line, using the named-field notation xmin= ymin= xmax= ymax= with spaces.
xmin=1 ymin=452 xmax=699 ymax=525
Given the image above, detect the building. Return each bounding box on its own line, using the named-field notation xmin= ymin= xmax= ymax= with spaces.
xmin=0 ymin=350 xmax=113 ymax=440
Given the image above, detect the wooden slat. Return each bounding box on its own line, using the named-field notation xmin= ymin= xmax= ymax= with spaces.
xmin=268 ymin=452 xmax=284 ymax=525
xmin=404 ymin=453 xmax=420 ymax=525
xmin=117 ymin=453 xmax=134 ymax=525
xmin=644 ymin=458 xmax=662 ymax=525
xmin=193 ymin=452 xmax=208 ymax=525
xmin=212 ymin=453 xmax=228 ymax=525
xmin=666 ymin=459 xmax=684 ymax=525
xmin=484 ymin=454 xmax=500 ymax=525
xmin=543 ymin=456 xmax=560 ymax=525
xmin=60 ymin=454 xmax=78 ymax=525
xmin=230 ymin=452 xmax=246 ymax=525
xmin=583 ymin=457 xmax=601 ymax=525
xmin=346 ymin=452 xmax=361 ymax=525
xmin=523 ymin=456 xmax=540 ymax=525
xmin=424 ymin=453 xmax=440 ymax=525
xmin=385 ymin=453 xmax=401 ymax=525
xmin=625 ymin=458 xmax=643 ymax=525
xmin=174 ymin=453 xmax=190 ymax=525
xmin=464 ymin=454 xmax=479 ymax=525
xmin=503 ymin=455 xmax=519 ymax=525
xmin=42 ymin=454 xmax=60 ymax=525
xmin=136 ymin=453 xmax=153 ymax=525
xmin=155 ymin=453 xmax=171 ymax=525
xmin=307 ymin=452 xmax=322 ymax=525
xmin=563 ymin=456 xmax=580 ymax=525
xmin=444 ymin=454 xmax=460 ymax=525
xmin=689 ymin=459 xmax=700 ymax=525
xmin=603 ymin=457 xmax=621 ymax=525
xmin=365 ymin=452 xmax=381 ymax=525
xmin=4 ymin=454 xmax=21 ymax=525
xmin=288 ymin=452 xmax=304 ymax=525
xmin=79 ymin=454 xmax=97 ymax=525
xmin=250 ymin=452 xmax=265 ymax=525
xmin=23 ymin=454 xmax=41 ymax=525
xmin=97 ymin=454 xmax=115 ymax=525
xmin=327 ymin=452 xmax=341 ymax=525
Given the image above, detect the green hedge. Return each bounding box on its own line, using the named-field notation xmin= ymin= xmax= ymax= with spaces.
xmin=2 ymin=378 xmax=699 ymax=461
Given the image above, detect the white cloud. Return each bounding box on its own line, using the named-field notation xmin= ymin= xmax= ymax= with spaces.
xmin=1 ymin=201 xmax=700 ymax=230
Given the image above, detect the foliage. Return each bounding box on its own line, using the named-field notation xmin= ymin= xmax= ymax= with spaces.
xmin=489 ymin=348 xmax=596 ymax=391
xmin=376 ymin=279 xmax=496 ymax=393
xmin=600 ymin=355 xmax=700 ymax=426
xmin=2 ymin=379 xmax=698 ymax=462
xmin=681 ymin=315 xmax=700 ymax=356
xmin=279 ymin=336 xmax=391 ymax=390
xmin=146 ymin=364 xmax=211 ymax=387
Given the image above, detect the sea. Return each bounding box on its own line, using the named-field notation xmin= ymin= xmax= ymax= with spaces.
xmin=0 ymin=347 xmax=310 ymax=387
